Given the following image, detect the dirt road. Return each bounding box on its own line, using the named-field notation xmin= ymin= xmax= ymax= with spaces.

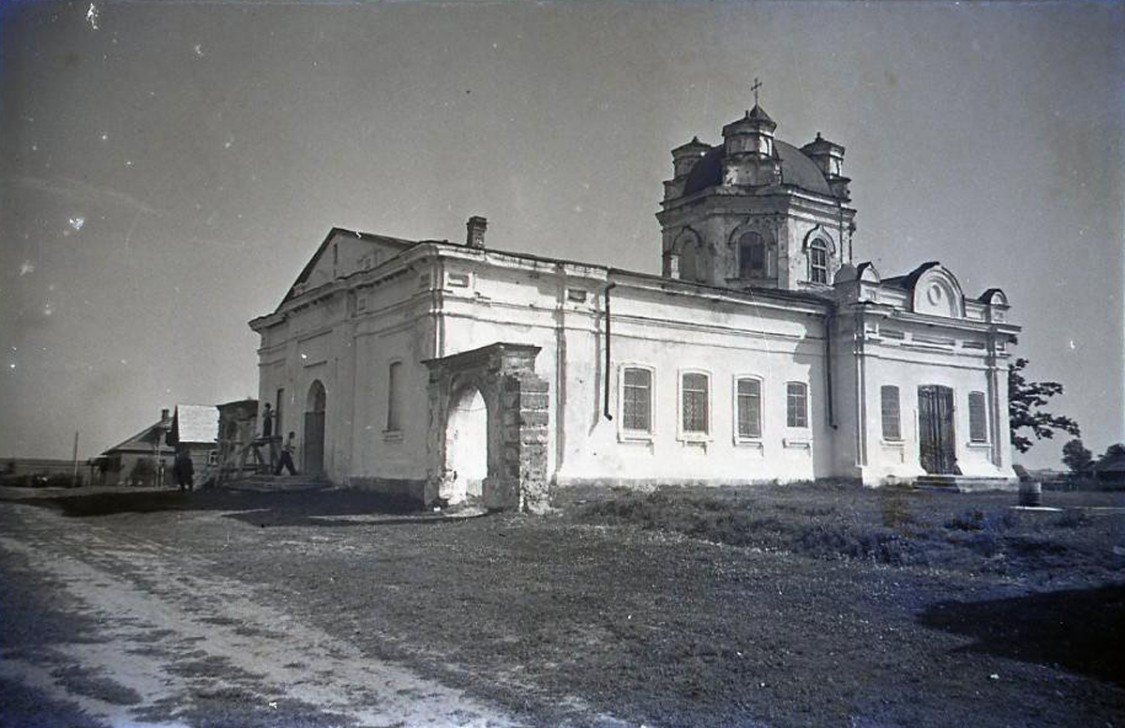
xmin=0 ymin=498 xmax=518 ymax=728
xmin=1 ymin=484 xmax=1122 ymax=728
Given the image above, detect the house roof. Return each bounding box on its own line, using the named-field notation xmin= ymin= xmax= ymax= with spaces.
xmin=100 ymin=413 xmax=174 ymax=456
xmin=257 ymin=226 xmax=835 ymax=326
xmin=169 ymin=405 xmax=219 ymax=446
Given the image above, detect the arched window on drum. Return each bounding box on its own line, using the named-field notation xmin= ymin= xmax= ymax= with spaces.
xmin=738 ymin=231 xmax=767 ymax=279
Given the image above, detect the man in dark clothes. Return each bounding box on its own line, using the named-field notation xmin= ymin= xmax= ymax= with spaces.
xmin=261 ymin=402 xmax=274 ymax=438
xmin=275 ymin=431 xmax=297 ymax=476
xmin=172 ymin=448 xmax=194 ymax=491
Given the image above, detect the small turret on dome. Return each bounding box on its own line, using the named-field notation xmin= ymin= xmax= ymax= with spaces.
xmin=664 ymin=136 xmax=713 ymax=200
xmin=721 ymin=104 xmax=781 ymax=187
xmin=671 ymin=136 xmax=711 ymax=177
xmin=745 ymin=103 xmax=775 ymax=125
xmin=801 ymin=131 xmax=851 ymax=201
xmin=722 ymin=104 xmax=778 ymax=157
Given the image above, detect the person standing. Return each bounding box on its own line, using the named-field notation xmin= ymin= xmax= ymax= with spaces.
xmin=172 ymin=448 xmax=194 ymax=492
xmin=275 ymin=431 xmax=298 ymax=476
xmin=261 ymin=402 xmax=274 ymax=438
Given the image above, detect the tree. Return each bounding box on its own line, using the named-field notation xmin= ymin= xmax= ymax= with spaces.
xmin=1097 ymin=443 xmax=1125 ymax=466
xmin=1061 ymin=438 xmax=1094 ymax=474
xmin=1008 ymin=357 xmax=1080 ymax=453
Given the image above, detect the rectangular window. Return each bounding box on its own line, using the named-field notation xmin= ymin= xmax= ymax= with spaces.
xmin=387 ymin=362 xmax=403 ymax=431
xmin=968 ymin=391 xmax=988 ymax=442
xmin=681 ymin=372 xmax=709 ymax=434
xmin=736 ymin=378 xmax=762 ymax=438
xmin=786 ymin=381 xmax=808 ymax=428
xmin=810 ymin=243 xmax=829 ymax=284
xmin=880 ymin=385 xmax=901 ymax=441
xmin=622 ymin=367 xmax=652 ymax=432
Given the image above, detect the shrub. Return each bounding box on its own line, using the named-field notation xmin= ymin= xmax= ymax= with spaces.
xmin=127 ymin=458 xmax=157 ymax=487
xmin=946 ymin=509 xmax=987 ymax=531
xmin=1052 ymin=508 xmax=1091 ymax=529
xmin=880 ymin=491 xmax=916 ymax=529
xmin=945 ymin=508 xmax=1017 ymax=533
xmin=44 ymin=473 xmax=82 ymax=488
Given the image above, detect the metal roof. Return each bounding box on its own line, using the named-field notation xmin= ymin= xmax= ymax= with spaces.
xmin=681 ymin=139 xmax=833 ymax=197
xmin=171 ymin=405 xmax=219 ymax=445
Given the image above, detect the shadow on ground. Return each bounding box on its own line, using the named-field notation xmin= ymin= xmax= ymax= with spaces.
xmin=919 ymin=584 xmax=1125 ymax=686
xmin=0 ymin=486 xmax=431 ymax=526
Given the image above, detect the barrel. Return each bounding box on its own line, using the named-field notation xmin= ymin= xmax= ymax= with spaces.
xmin=1018 ymin=481 xmax=1042 ymax=507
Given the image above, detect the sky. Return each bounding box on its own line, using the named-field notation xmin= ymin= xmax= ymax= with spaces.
xmin=1 ymin=0 xmax=1122 ymax=470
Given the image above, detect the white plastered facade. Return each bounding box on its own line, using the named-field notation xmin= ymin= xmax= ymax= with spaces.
xmin=249 ymin=105 xmax=1020 ymax=505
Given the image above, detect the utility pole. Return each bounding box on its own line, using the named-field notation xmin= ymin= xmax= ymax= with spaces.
xmin=71 ymin=431 xmax=79 ymax=487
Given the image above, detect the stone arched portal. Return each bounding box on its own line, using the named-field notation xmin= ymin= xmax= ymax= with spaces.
xmin=423 ymin=343 xmax=549 ymax=513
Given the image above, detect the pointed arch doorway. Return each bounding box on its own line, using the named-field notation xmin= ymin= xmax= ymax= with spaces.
xmin=304 ymin=380 xmax=326 ymax=477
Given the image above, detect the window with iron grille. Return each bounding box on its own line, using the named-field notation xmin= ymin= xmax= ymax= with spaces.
xmin=736 ymin=377 xmax=762 ymax=438
xmin=968 ymin=391 xmax=988 ymax=442
xmin=622 ymin=367 xmax=652 ymax=433
xmin=681 ymin=372 xmax=709 ymax=434
xmin=881 ymin=385 xmax=902 ymax=441
xmin=786 ymin=381 xmax=808 ymax=428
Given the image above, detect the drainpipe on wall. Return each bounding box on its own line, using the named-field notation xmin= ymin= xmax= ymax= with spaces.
xmin=603 ymin=282 xmax=617 ymax=420
xmin=825 ymin=303 xmax=837 ymax=429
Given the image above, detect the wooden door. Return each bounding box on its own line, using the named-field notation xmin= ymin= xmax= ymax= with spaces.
xmin=303 ymin=411 xmax=325 ymax=477
xmin=918 ymin=385 xmax=957 ymax=475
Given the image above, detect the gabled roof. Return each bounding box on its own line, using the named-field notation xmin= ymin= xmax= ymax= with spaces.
xmin=169 ymin=405 xmax=219 ymax=446
xmin=281 ymin=226 xmax=417 ymax=305
xmin=101 ymin=413 xmax=174 ymax=456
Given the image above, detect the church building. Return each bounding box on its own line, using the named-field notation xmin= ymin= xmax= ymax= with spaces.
xmin=249 ymin=100 xmax=1020 ymax=511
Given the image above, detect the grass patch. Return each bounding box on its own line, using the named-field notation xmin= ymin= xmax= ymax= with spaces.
xmin=568 ymin=483 xmax=1100 ymax=574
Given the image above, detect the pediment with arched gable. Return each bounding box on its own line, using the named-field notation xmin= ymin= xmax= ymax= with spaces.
xmin=906 ymin=263 xmax=965 ymax=318
xmin=978 ymin=288 xmax=1009 ymax=308
xmin=855 ymin=261 xmax=880 ymax=283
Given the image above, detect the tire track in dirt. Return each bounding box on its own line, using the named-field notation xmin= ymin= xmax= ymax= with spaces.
xmin=0 ymin=502 xmax=521 ymax=727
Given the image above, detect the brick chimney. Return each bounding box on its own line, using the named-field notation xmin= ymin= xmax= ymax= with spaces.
xmin=466 ymin=216 xmax=487 ymax=248
xmin=161 ymin=408 xmax=170 ymax=422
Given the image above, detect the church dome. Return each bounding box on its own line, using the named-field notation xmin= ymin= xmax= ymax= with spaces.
xmin=681 ymin=140 xmax=834 ymax=197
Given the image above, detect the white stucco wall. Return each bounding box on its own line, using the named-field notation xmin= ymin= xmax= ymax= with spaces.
xmin=252 ymin=240 xmax=1018 ymax=497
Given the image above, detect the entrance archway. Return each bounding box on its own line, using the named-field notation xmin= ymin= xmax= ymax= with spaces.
xmin=304 ymin=380 xmax=326 ymax=477
xmin=423 ymin=343 xmax=549 ymax=512
xmin=441 ymin=386 xmax=488 ymax=504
